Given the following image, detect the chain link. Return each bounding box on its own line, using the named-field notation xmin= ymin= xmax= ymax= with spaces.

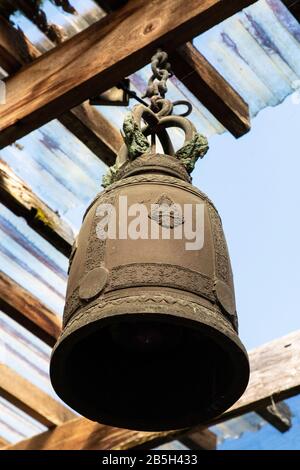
xmin=141 ymin=49 xmax=192 ymax=118
xmin=143 ymin=49 xmax=172 ymax=100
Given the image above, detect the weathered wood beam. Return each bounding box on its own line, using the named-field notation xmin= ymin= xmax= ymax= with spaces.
xmin=0 ymin=437 xmax=9 ymax=448
xmin=0 ymin=157 xmax=74 ymax=257
xmin=58 ymin=103 xmax=120 ymax=166
xmin=0 ymin=0 xmax=257 ymax=147
xmin=256 ymin=401 xmax=292 ymax=433
xmin=219 ymin=329 xmax=300 ymax=421
xmin=5 ymin=329 xmax=300 ymax=450
xmin=94 ymin=2 xmax=251 ymax=138
xmin=3 ymin=417 xmax=211 ymax=451
xmin=179 ymin=429 xmax=217 ymax=450
xmin=0 ymin=16 xmax=122 ymax=164
xmin=0 ymin=271 xmax=61 ymax=346
xmin=0 ymin=364 xmax=76 ymax=427
xmin=12 ymin=0 xmax=65 ymax=44
xmin=170 ymin=43 xmax=250 ymax=138
xmin=0 ymin=17 xmax=39 ymax=72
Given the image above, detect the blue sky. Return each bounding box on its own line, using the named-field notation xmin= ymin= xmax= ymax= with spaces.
xmin=192 ymin=93 xmax=300 ymax=350
xmin=194 ymin=95 xmax=300 ymax=450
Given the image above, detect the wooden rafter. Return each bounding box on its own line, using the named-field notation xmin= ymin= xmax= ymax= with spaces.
xmin=0 ymin=157 xmax=74 ymax=257
xmin=3 ymin=328 xmax=300 ymax=450
xmin=0 ymin=16 xmax=122 ymax=164
xmin=218 ymin=329 xmax=300 ymax=421
xmin=170 ymin=43 xmax=250 ymax=138
xmin=2 ymin=417 xmax=204 ymax=451
xmin=58 ymin=103 xmax=120 ymax=166
xmin=0 ymin=437 xmax=9 ymax=448
xmin=0 ymin=364 xmax=76 ymax=427
xmin=99 ymin=3 xmax=250 ymax=138
xmin=0 ymin=16 xmax=39 ymax=71
xmin=11 ymin=0 xmax=65 ymax=45
xmin=179 ymin=429 xmax=217 ymax=450
xmin=0 ymin=0 xmax=257 ymax=147
xmin=257 ymin=401 xmax=292 ymax=433
xmin=0 ymin=271 xmax=61 ymax=346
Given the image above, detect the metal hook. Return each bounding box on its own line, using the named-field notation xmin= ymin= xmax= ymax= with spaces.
xmin=172 ymin=100 xmax=193 ymax=117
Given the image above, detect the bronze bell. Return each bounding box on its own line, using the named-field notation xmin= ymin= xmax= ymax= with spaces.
xmin=50 ymin=89 xmax=249 ymax=431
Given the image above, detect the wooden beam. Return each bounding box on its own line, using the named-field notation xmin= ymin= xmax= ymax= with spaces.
xmin=2 ymin=417 xmax=205 ymax=451
xmin=5 ymin=329 xmax=300 ymax=450
xmin=0 ymin=0 xmax=257 ymax=147
xmin=179 ymin=429 xmax=217 ymax=450
xmin=59 ymin=103 xmax=120 ymax=166
xmin=12 ymin=0 xmax=65 ymax=45
xmin=0 ymin=17 xmax=39 ymax=73
xmin=257 ymin=401 xmax=292 ymax=433
xmin=170 ymin=43 xmax=250 ymax=138
xmin=0 ymin=16 xmax=122 ymax=163
xmin=0 ymin=271 xmax=61 ymax=346
xmin=219 ymin=329 xmax=300 ymax=421
xmin=0 ymin=364 xmax=76 ymax=427
xmin=0 ymin=157 xmax=74 ymax=257
xmin=0 ymin=437 xmax=9 ymax=448
xmin=93 ymin=1 xmax=251 ymax=138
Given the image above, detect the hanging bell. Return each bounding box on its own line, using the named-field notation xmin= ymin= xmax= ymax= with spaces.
xmin=50 ymin=97 xmax=249 ymax=432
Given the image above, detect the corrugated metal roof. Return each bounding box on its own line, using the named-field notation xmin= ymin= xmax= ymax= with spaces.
xmin=195 ymin=0 xmax=300 ymax=117
xmin=0 ymin=0 xmax=299 ymax=447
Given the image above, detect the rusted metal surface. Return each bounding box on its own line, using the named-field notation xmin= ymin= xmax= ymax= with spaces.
xmin=50 ymin=94 xmax=249 ymax=431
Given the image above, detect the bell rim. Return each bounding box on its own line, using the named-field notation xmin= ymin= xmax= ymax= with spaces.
xmin=50 ymin=294 xmax=249 ymax=431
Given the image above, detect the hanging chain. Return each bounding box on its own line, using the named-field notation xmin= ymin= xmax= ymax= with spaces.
xmin=102 ymin=49 xmax=208 ymax=187
xmin=143 ymin=49 xmax=192 ymax=117
xmin=143 ymin=49 xmax=172 ymax=100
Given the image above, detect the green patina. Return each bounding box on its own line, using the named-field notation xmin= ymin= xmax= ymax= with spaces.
xmin=102 ymin=162 xmax=122 ymax=189
xmin=175 ymin=133 xmax=209 ymax=174
xmin=102 ymin=112 xmax=209 ymax=187
xmin=122 ymin=113 xmax=150 ymax=160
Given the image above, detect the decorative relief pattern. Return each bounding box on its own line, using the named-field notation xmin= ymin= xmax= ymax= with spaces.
xmin=84 ymin=193 xmax=116 ymax=272
xmin=67 ymin=238 xmax=78 ymax=274
xmin=63 ymin=286 xmax=82 ymax=326
xmin=63 ymin=263 xmax=215 ymax=327
xmin=63 ymin=292 xmax=236 ymax=336
xmin=64 ymin=174 xmax=237 ymax=332
xmin=149 ymin=194 xmax=184 ymax=228
xmin=106 ymin=263 xmax=214 ymax=300
xmin=115 ymin=154 xmax=191 ymax=183
xmin=83 ymin=173 xmax=217 ymax=221
xmin=208 ymin=205 xmax=231 ymax=285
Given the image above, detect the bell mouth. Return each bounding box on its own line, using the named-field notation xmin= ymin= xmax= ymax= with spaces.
xmin=50 ymin=307 xmax=249 ymax=431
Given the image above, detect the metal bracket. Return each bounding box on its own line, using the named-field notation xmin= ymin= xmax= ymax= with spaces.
xmin=89 ymin=79 xmax=130 ymax=107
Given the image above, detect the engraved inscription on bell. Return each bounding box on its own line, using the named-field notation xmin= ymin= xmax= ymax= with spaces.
xmin=149 ymin=194 xmax=184 ymax=228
